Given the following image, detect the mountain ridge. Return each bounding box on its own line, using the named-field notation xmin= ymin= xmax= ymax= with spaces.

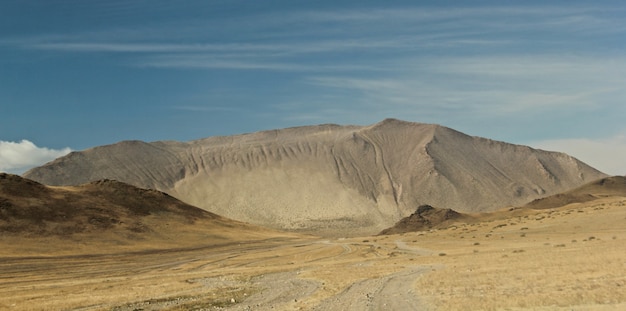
xmin=24 ymin=119 xmax=607 ymax=236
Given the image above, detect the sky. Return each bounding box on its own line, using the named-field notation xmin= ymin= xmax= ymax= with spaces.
xmin=1 ymin=0 xmax=625 ymax=175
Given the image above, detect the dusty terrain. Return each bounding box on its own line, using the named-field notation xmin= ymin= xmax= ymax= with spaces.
xmin=2 ymin=182 xmax=624 ymax=310
xmin=23 ymin=119 xmax=606 ymax=235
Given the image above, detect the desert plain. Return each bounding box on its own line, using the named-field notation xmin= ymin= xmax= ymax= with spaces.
xmin=2 ymin=194 xmax=625 ymax=310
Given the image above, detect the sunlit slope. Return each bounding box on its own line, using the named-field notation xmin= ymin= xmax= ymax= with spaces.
xmin=24 ymin=119 xmax=606 ymax=235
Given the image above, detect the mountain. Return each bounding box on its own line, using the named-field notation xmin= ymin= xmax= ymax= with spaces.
xmin=0 ymin=173 xmax=280 ymax=252
xmin=524 ymin=176 xmax=626 ymax=209
xmin=23 ymin=119 xmax=607 ymax=236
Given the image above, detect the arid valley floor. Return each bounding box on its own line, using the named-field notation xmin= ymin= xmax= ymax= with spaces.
xmin=2 ymin=195 xmax=625 ymax=310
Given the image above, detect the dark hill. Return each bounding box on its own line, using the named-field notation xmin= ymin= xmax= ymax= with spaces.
xmin=379 ymin=204 xmax=467 ymax=235
xmin=0 ymin=173 xmax=283 ymax=249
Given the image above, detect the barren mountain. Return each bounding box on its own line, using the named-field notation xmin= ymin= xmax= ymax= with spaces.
xmin=24 ymin=119 xmax=607 ymax=236
xmin=0 ymin=173 xmax=280 ymax=253
xmin=524 ymin=175 xmax=626 ymax=209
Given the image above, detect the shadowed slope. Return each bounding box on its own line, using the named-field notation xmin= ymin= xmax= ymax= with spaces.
xmin=0 ymin=173 xmax=287 ymax=255
xmin=23 ymin=119 xmax=607 ymax=236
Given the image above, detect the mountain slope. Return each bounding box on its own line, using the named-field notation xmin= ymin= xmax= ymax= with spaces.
xmin=0 ymin=173 xmax=284 ymax=254
xmin=524 ymin=176 xmax=626 ymax=209
xmin=24 ymin=119 xmax=607 ymax=236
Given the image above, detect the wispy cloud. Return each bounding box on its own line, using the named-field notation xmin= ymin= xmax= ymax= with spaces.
xmin=19 ymin=35 xmax=500 ymax=57
xmin=24 ymin=42 xmax=287 ymax=53
xmin=306 ymin=54 xmax=626 ymax=117
xmin=138 ymin=54 xmax=380 ymax=72
xmin=172 ymin=105 xmax=245 ymax=113
xmin=0 ymin=140 xmax=71 ymax=175
xmin=7 ymin=4 xmax=624 ymax=76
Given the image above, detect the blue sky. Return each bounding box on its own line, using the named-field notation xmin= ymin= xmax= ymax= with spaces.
xmin=1 ymin=0 xmax=625 ymax=175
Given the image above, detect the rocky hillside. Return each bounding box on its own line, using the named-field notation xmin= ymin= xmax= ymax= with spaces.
xmin=0 ymin=173 xmax=269 ymax=244
xmin=379 ymin=205 xmax=467 ymax=235
xmin=24 ymin=119 xmax=607 ymax=236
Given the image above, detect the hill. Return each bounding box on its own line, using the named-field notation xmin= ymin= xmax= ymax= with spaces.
xmin=23 ymin=119 xmax=607 ymax=236
xmin=379 ymin=204 xmax=468 ymax=235
xmin=524 ymin=176 xmax=626 ymax=209
xmin=0 ymin=173 xmax=287 ymax=254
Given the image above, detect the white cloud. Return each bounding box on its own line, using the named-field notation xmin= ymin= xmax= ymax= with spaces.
xmin=530 ymin=135 xmax=626 ymax=176
xmin=0 ymin=140 xmax=72 ymax=175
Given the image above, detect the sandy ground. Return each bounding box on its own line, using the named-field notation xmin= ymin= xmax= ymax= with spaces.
xmin=1 ymin=196 xmax=625 ymax=310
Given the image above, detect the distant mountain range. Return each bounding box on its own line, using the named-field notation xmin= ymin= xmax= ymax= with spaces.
xmin=24 ymin=119 xmax=607 ymax=236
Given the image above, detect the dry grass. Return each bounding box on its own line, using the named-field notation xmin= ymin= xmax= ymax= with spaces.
xmin=411 ymin=197 xmax=626 ymax=310
xmin=1 ymin=197 xmax=624 ymax=310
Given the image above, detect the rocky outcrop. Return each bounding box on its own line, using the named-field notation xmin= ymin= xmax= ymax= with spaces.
xmin=379 ymin=205 xmax=466 ymax=235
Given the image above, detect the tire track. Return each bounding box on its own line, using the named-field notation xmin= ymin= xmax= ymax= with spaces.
xmin=312 ymin=266 xmax=431 ymax=310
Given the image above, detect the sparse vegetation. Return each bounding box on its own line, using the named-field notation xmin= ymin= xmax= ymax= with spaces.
xmin=2 ymin=175 xmax=626 ymax=310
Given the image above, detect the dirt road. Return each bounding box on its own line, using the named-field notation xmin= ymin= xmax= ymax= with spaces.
xmin=312 ymin=266 xmax=430 ymax=311
xmin=3 ymin=197 xmax=625 ymax=310
xmin=0 ymin=237 xmax=433 ymax=310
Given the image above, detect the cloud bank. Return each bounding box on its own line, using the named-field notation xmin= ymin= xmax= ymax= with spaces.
xmin=530 ymin=135 xmax=626 ymax=176
xmin=0 ymin=140 xmax=72 ymax=175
